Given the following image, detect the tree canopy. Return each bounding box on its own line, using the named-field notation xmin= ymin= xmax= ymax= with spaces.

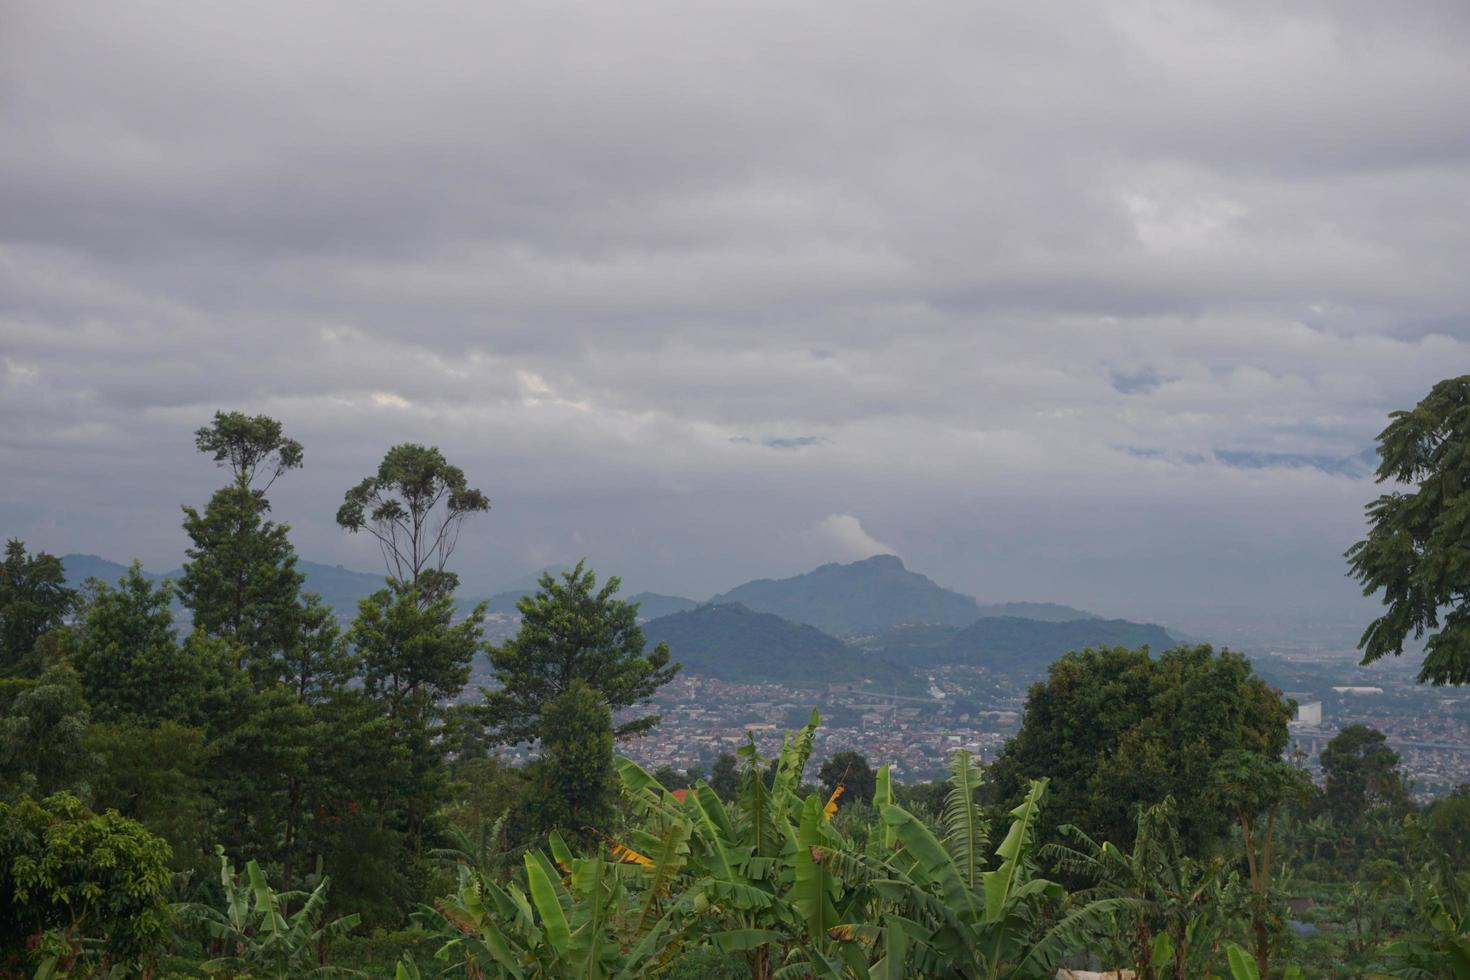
xmin=989 ymin=643 xmax=1292 ymax=854
xmin=0 ymin=540 xmax=74 ymax=674
xmin=192 ymin=410 xmax=303 ymax=493
xmin=336 ymin=443 xmax=489 ymax=600
xmin=481 ymin=560 xmax=680 ymax=745
xmin=1320 ymin=724 xmax=1411 ymax=823
xmin=1348 ymin=374 xmax=1470 ymax=684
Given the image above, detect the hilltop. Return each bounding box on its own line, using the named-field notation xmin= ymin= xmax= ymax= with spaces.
xmin=708 ymin=554 xmax=983 ymax=635
xmin=642 ymin=602 xmax=914 ymax=690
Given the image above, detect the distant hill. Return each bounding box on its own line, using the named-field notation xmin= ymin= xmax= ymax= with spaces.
xmin=975 ymin=601 xmax=1097 ymax=622
xmin=60 ymin=553 xmax=387 ymax=616
xmin=873 ymin=616 xmax=1174 ymax=679
xmin=709 ymin=555 xmax=981 ymax=636
xmin=628 ymin=592 xmax=699 ymax=621
xmin=643 ymin=603 xmax=915 ymax=689
xmin=60 ymin=554 xmax=165 ymax=587
xmin=295 ymin=560 xmax=389 ymax=611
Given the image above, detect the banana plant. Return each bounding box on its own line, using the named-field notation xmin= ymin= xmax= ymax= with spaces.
xmin=614 ymin=710 xmax=865 ymax=979
xmin=419 ymin=835 xmax=688 ymax=979
xmin=174 ymin=845 xmax=362 ymax=978
xmin=1373 ymin=817 xmax=1470 ymax=979
xmin=819 ymin=763 xmax=1141 ymax=979
xmin=1044 ymin=797 xmax=1228 ymax=979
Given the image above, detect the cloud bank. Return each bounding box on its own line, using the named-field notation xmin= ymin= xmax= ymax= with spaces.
xmin=3 ymin=1 xmax=1468 ymax=635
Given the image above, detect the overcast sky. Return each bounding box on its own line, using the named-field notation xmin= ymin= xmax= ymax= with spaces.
xmin=3 ymin=1 xmax=1468 ymax=637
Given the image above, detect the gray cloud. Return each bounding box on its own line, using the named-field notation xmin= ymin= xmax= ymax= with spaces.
xmin=3 ymin=1 xmax=1469 ymax=637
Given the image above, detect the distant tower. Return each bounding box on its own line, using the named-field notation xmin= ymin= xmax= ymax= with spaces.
xmin=1292 ymin=701 xmax=1322 ymax=728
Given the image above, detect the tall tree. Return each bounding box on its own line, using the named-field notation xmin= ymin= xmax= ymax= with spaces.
xmin=1348 ymin=374 xmax=1470 ymax=684
xmin=178 ymin=411 xmax=306 ymax=681
xmin=989 ymin=644 xmax=1292 ymax=854
xmin=481 ymin=560 xmax=680 ymax=745
xmin=0 ymin=540 xmax=75 ymax=675
xmin=335 ymin=443 xmax=489 ymax=602
xmin=1319 ymin=724 xmax=1411 ymax=823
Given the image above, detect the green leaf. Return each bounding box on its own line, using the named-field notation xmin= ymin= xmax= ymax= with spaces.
xmin=525 ymin=851 xmax=572 ymax=954
xmin=1225 ymin=942 xmax=1259 ymax=980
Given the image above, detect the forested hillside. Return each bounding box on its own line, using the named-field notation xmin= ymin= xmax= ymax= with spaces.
xmin=642 ymin=601 xmax=915 ymax=689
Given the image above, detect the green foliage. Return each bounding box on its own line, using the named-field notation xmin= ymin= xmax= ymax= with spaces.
xmin=523 ymin=679 xmax=617 ymax=850
xmin=1347 ymin=374 xmax=1470 ymax=684
xmin=351 ymin=584 xmax=483 ymax=730
xmin=179 ymin=484 xmax=305 ymax=682
xmin=0 ymin=793 xmax=172 ymax=976
xmin=1208 ymin=750 xmax=1313 ymax=978
xmin=86 ymin=720 xmax=210 ymax=870
xmin=1374 ymin=819 xmax=1470 ymax=977
xmin=482 ymin=560 xmax=679 ymax=744
xmin=1046 ymin=798 xmax=1228 ymax=979
xmin=0 ymin=540 xmax=75 ymax=676
xmin=0 ymin=663 xmax=93 ymax=801
xmin=439 ymin=754 xmax=525 ymax=878
xmin=990 ymin=643 xmax=1292 ymax=855
xmin=419 ymin=842 xmax=687 ymax=979
xmin=1319 ymin=723 xmax=1411 ymax=824
xmin=70 ymin=563 xmax=242 ymax=729
xmin=192 ymin=410 xmax=304 ymax=491
xmin=180 ymin=411 xmax=309 ymax=685
xmin=1426 ymin=784 xmax=1470 ymax=870
xmin=282 ymin=591 xmax=356 ymax=704
xmin=336 ymin=442 xmax=489 ymax=601
xmin=177 ymin=844 xmax=362 ymax=978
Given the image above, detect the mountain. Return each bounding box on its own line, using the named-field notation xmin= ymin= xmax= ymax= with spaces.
xmin=60 ymin=554 xmax=164 ymax=587
xmin=974 ymin=601 xmax=1096 ymax=622
xmin=628 ymin=592 xmax=699 ymax=621
xmin=60 ymin=554 xmax=387 ymax=615
xmin=643 ymin=603 xmax=915 ymax=689
xmin=294 ymin=560 xmax=389 ymax=611
xmin=873 ymin=616 xmax=1174 ymax=679
xmin=709 ymin=555 xmax=980 ymax=636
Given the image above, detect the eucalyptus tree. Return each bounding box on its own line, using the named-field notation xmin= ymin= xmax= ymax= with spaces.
xmin=336 ymin=442 xmax=489 ymax=602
